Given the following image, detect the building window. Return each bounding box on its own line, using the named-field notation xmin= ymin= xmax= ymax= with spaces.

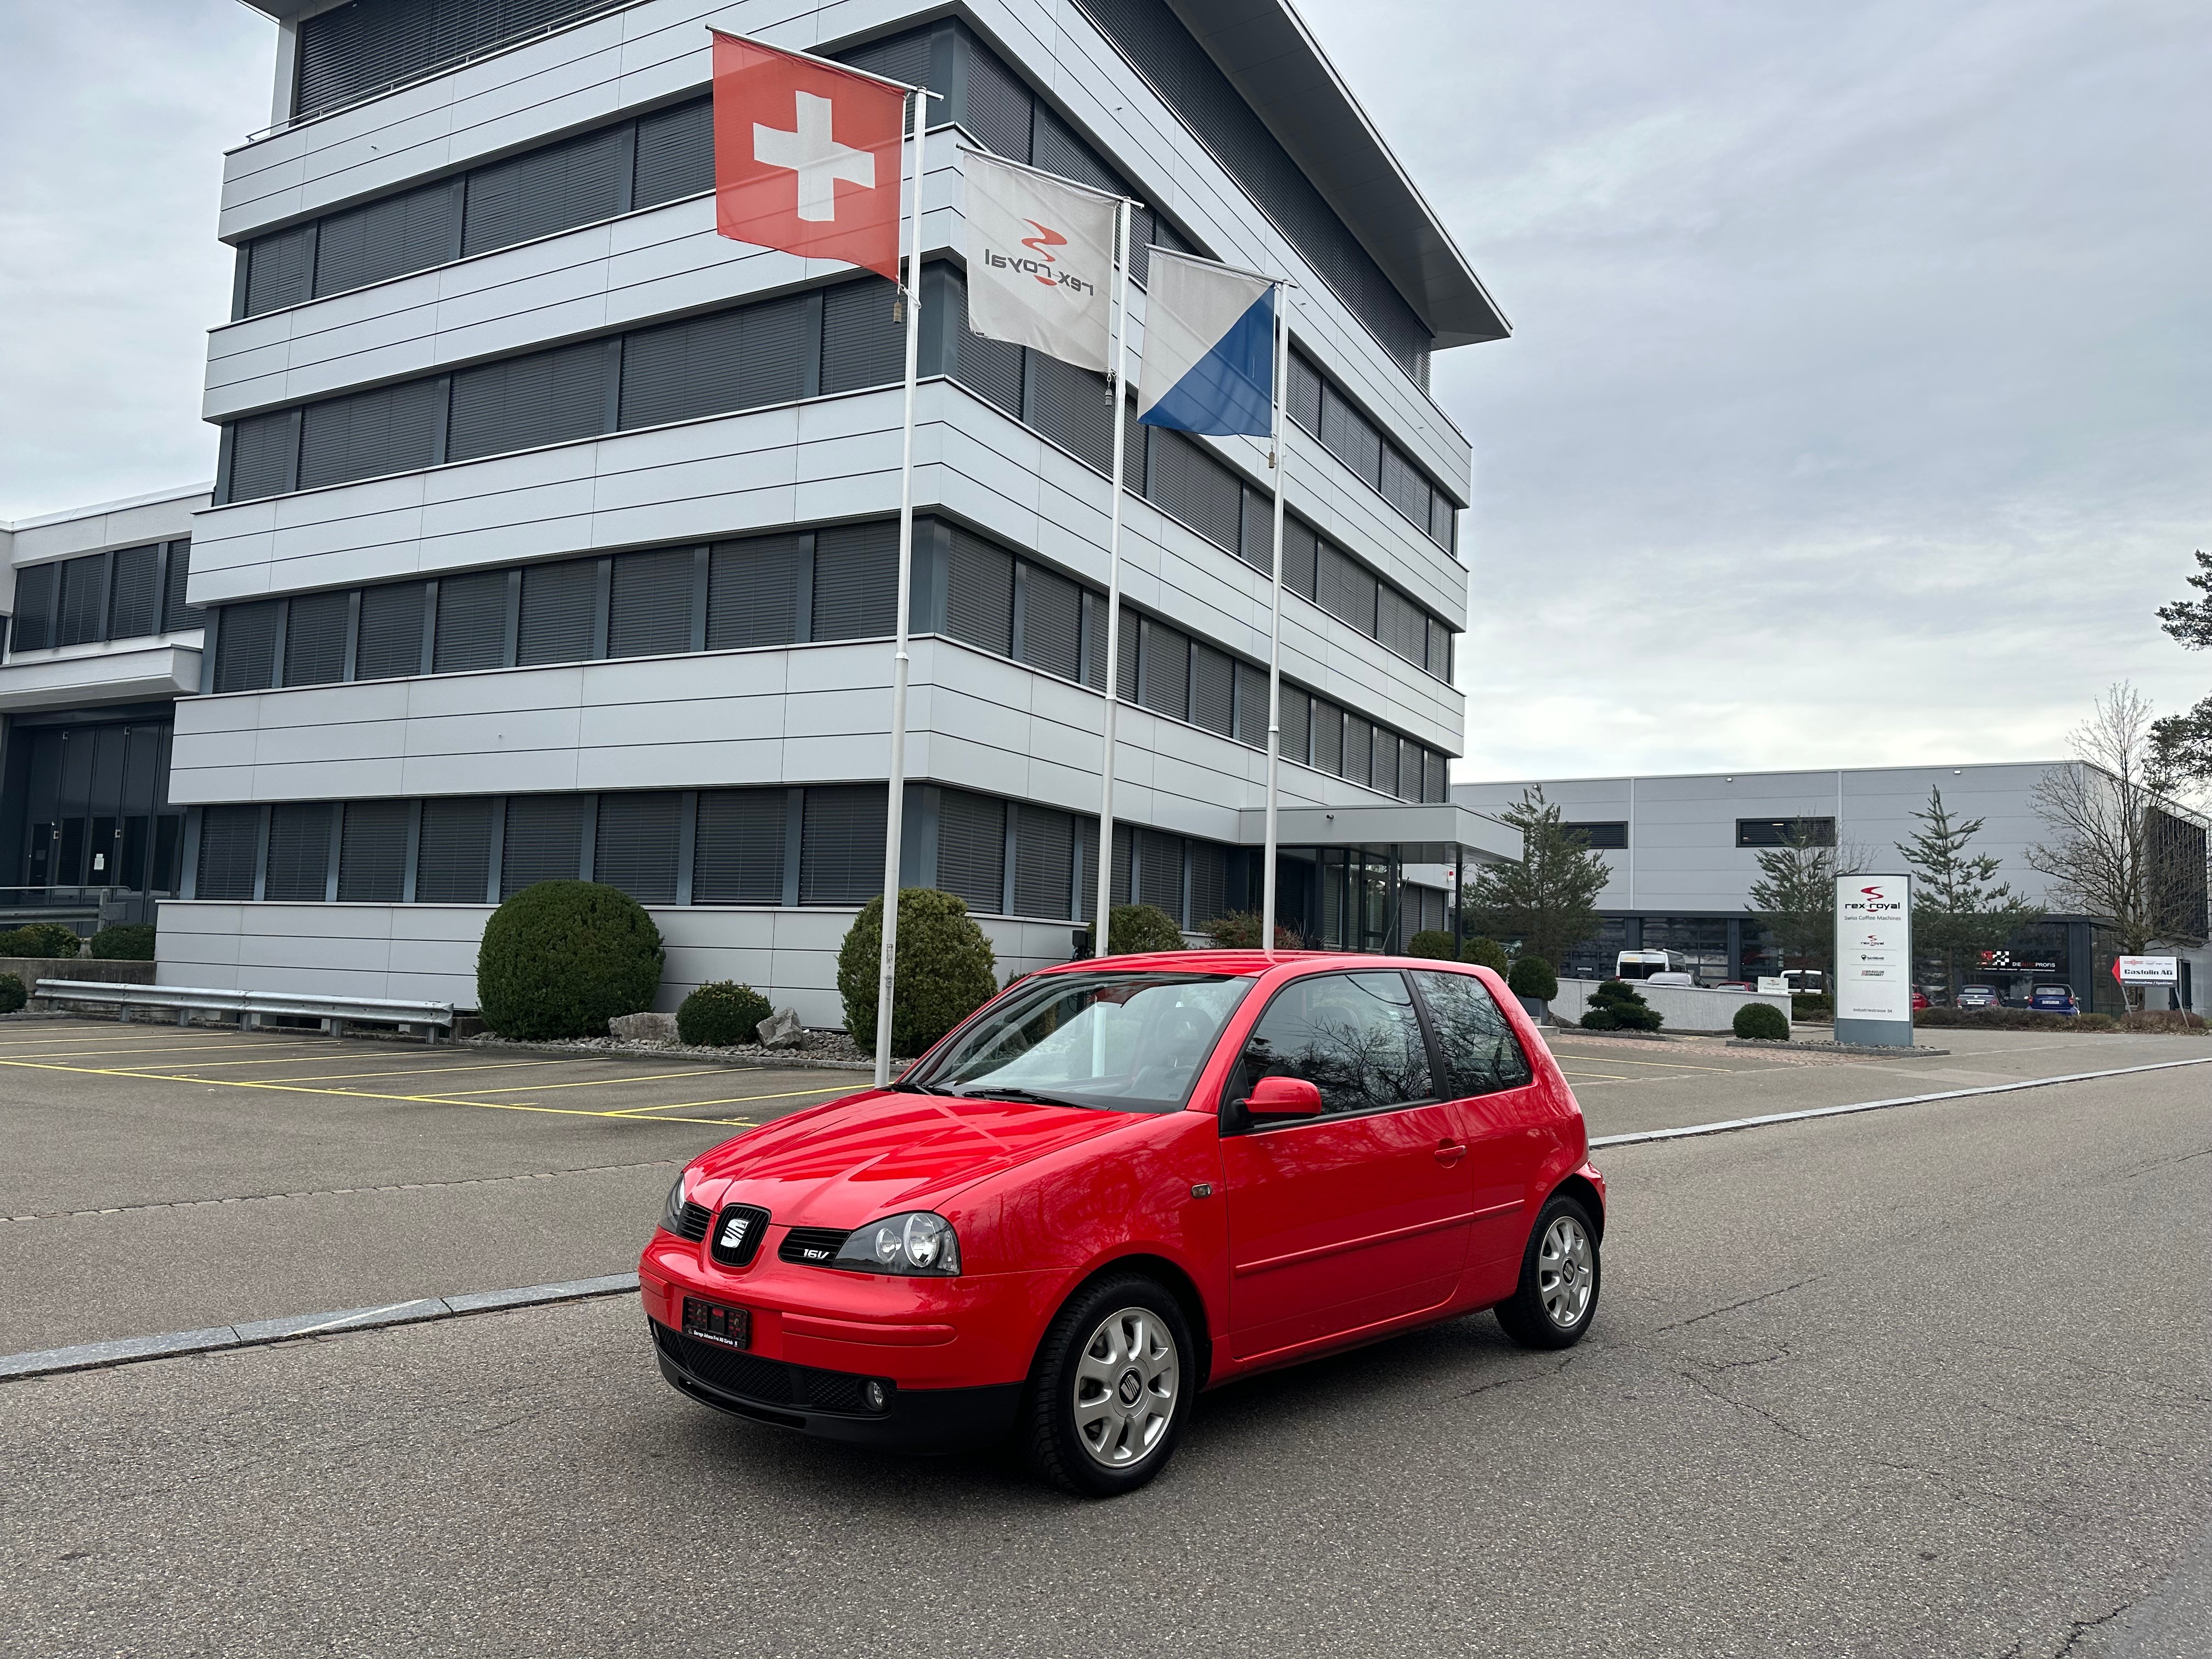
xmin=1735 ymin=817 xmax=1836 ymax=848
xmin=1568 ymin=822 xmax=1629 ymax=850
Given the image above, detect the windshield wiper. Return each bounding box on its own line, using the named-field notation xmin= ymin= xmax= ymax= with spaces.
xmin=952 ymin=1085 xmax=1096 ymax=1109
xmin=887 ymin=1080 xmax=958 ymax=1095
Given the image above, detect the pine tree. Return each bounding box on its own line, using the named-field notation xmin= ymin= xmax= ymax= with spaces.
xmin=1745 ymin=823 xmax=1840 ymax=979
xmin=2152 ymin=550 xmax=2212 ymax=784
xmin=1469 ymin=787 xmax=1611 ymax=968
xmin=1895 ymin=788 xmax=2043 ymax=998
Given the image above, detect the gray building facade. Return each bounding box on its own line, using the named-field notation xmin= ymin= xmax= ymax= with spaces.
xmin=167 ymin=0 xmax=1509 ymax=1023
xmin=1456 ymin=764 xmax=2211 ymax=1013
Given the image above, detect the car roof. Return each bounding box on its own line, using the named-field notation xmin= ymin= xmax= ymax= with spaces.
xmin=1029 ymin=949 xmax=1486 ymax=978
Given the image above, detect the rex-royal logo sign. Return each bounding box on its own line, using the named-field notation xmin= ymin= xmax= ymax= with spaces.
xmin=981 ymin=222 xmax=1100 ymax=295
xmin=1836 ymin=874 xmax=1913 ymax=1025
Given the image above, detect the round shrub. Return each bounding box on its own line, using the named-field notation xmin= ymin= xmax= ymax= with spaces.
xmin=1406 ymin=929 xmax=1457 ymax=960
xmin=0 ymin=973 xmax=25 ymax=1013
xmin=1578 ymin=1006 xmax=1618 ymax=1031
xmin=0 ymin=922 xmax=82 ymax=960
xmin=838 ymin=888 xmax=1000 ymax=1059
xmin=1733 ymin=1002 xmax=1790 ymax=1041
xmin=477 ymin=880 xmax=664 ymax=1041
xmin=1589 ymin=978 xmax=1664 ymax=1031
xmin=1201 ymin=910 xmax=1301 ymax=950
xmin=1460 ymin=936 xmax=1510 ymax=973
xmin=1508 ymin=956 xmax=1559 ymax=1002
xmin=91 ymin=924 xmax=156 ymax=961
xmin=679 ymin=981 xmax=774 ymax=1047
xmin=1107 ymin=904 xmax=1186 ymax=956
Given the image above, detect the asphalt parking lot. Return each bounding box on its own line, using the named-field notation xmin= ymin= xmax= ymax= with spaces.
xmin=2 ymin=1014 xmax=2207 ymax=1656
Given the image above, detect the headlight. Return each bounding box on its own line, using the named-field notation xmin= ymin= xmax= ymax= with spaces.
xmin=833 ymin=1211 xmax=961 ymax=1277
xmin=661 ymin=1171 xmax=698 ymax=1237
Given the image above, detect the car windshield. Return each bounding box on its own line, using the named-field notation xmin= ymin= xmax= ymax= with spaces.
xmin=911 ymin=972 xmax=1253 ymax=1114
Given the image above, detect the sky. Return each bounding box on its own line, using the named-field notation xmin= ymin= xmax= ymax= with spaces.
xmin=1 ymin=1 xmax=2207 ymax=781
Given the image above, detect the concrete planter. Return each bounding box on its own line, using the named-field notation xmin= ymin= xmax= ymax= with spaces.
xmin=1551 ymin=977 xmax=1791 ymax=1037
xmin=1517 ymin=995 xmax=1549 ymax=1022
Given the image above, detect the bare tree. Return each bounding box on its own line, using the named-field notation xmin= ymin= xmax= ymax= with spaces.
xmin=2029 ymin=684 xmax=2210 ymax=1005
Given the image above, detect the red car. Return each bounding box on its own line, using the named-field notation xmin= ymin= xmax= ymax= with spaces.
xmin=639 ymin=951 xmax=1606 ymax=1496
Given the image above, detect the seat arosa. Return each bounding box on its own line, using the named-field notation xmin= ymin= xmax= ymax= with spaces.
xmin=639 ymin=951 xmax=1605 ymax=1496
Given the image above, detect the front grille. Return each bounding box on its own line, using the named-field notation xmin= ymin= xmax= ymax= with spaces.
xmin=778 ymin=1226 xmax=850 ymax=1267
xmin=669 ymin=1200 xmax=711 ymax=1242
xmin=710 ymin=1204 xmax=770 ymax=1267
xmin=653 ymin=1322 xmax=881 ymax=1414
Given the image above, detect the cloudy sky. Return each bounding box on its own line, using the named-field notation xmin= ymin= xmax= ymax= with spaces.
xmin=2 ymin=1 xmax=2207 ymax=781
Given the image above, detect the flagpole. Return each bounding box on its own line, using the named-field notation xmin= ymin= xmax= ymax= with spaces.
xmin=1260 ymin=287 xmax=1291 ymax=957
xmin=1091 ymin=195 xmax=1133 ymax=958
xmin=873 ymin=87 xmax=926 ymax=1087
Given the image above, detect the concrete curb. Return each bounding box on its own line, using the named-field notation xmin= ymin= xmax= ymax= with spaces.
xmin=0 ymin=1272 xmax=640 ymax=1384
xmin=1589 ymin=1054 xmax=2212 ymax=1150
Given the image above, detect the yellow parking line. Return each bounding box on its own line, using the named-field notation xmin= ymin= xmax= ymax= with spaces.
xmin=606 ymin=1084 xmax=855 ymax=1115
xmin=434 ymin=1068 xmax=723 ymax=1097
xmin=0 ymin=1055 xmax=760 ymax=1128
xmin=1545 ymin=1051 xmax=1739 ymax=1073
xmin=0 ymin=1039 xmax=330 ymax=1063
xmin=111 ymin=1055 xmax=574 ymax=1081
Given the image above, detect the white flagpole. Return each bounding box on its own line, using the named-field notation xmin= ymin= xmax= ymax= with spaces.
xmin=1091 ymin=196 xmax=1133 ymax=957
xmin=1260 ymin=287 xmax=1291 ymax=956
xmin=873 ymin=88 xmax=926 ymax=1087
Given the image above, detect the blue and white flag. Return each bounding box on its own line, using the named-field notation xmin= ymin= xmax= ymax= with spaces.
xmin=1136 ymin=250 xmax=1276 ymax=436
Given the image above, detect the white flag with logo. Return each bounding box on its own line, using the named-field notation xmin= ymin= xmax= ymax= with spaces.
xmin=962 ymin=150 xmax=1118 ymax=373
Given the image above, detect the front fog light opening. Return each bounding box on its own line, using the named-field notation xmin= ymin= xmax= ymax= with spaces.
xmin=863 ymin=1379 xmax=890 ymax=1413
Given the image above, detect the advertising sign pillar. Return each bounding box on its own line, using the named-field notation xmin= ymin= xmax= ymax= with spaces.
xmin=1836 ymin=874 xmax=1914 ymax=1048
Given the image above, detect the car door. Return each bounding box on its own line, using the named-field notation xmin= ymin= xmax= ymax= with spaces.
xmin=1409 ymin=968 xmax=1551 ymax=1304
xmin=1217 ymin=969 xmax=1475 ymax=1361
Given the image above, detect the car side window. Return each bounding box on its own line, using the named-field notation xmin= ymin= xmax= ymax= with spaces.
xmin=1235 ymin=971 xmax=1433 ymax=1118
xmin=1410 ymin=969 xmax=1533 ymax=1097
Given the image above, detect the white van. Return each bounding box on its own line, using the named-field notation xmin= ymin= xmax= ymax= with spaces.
xmin=1615 ymin=950 xmax=1693 ymax=984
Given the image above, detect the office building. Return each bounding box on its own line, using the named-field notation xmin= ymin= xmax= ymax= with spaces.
xmin=170 ymin=0 xmax=1512 ymax=1022
xmin=1456 ymin=763 xmax=2211 ymax=1012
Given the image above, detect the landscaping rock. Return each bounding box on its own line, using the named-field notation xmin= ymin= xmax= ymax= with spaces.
xmin=608 ymin=1011 xmax=678 ymax=1045
xmin=757 ymin=1007 xmax=804 ymax=1048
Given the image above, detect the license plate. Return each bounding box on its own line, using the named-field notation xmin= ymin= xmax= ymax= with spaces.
xmin=682 ymin=1297 xmax=751 ymax=1350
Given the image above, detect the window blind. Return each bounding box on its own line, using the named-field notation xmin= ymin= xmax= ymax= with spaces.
xmin=415 ymin=797 xmax=494 ymax=902
xmin=935 ymin=789 xmax=1007 ymax=915
xmin=501 ymin=795 xmax=586 ymax=896
xmin=264 ymin=802 xmax=334 ymax=901
xmin=799 ymin=785 xmax=886 ymax=905
xmin=1146 ymin=429 xmax=1240 ymax=551
xmin=162 ymin=540 xmax=201 ymax=634
xmin=1138 ymin=619 xmax=1189 ymax=720
xmin=1341 ymin=714 xmax=1373 ymax=788
xmin=517 ymin=560 xmax=598 ymax=665
xmin=448 ymin=339 xmax=612 ymax=461
xmin=708 ymin=534 xmax=806 ymax=650
xmin=810 ymin=522 xmax=898 ymax=641
xmin=593 ymin=792 xmax=681 ymax=904
xmin=355 ymin=583 xmax=427 ymax=680
xmin=1025 ymin=351 xmax=1114 ymax=474
xmin=215 ymin=601 xmax=281 ymax=693
xmin=607 ymin=547 xmax=694 ymax=658
xmin=1136 ymin=828 xmax=1184 ymax=920
xmin=10 ymin=564 xmax=54 ymax=651
xmin=1233 ymin=662 xmax=1268 ymax=748
xmin=633 ymin=97 xmax=714 ymax=208
xmin=283 ymin=590 xmax=351 ymax=687
xmin=462 ymin=125 xmax=629 ymax=257
xmin=820 ymin=278 xmax=902 ymax=395
xmin=195 ymin=804 xmax=261 ymax=901
xmin=945 ymin=529 xmax=1014 ymax=657
xmin=317 ymin=179 xmax=461 ymax=296
xmin=57 ymin=557 xmax=105 ymax=648
xmin=693 ymin=788 xmax=787 ymax=903
xmin=294 ymin=0 xmax=617 ymax=120
xmin=298 ymin=378 xmax=443 ymax=490
xmin=107 ymin=545 xmax=161 ymax=641
xmin=1190 ymin=642 xmax=1234 ymax=737
xmin=1189 ymin=842 xmax=1229 ymax=930
xmin=432 ymin=570 xmax=509 ymax=674
xmin=1012 ymin=804 xmax=1075 ymax=919
xmin=1016 ymin=561 xmax=1081 ymax=681
xmin=338 ymin=800 xmax=409 ymax=902
xmin=225 ymin=410 xmax=298 ymax=502
xmin=244 ymin=222 xmax=316 ymax=315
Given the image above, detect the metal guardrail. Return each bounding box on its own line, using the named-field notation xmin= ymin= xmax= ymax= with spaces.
xmin=33 ymin=980 xmax=455 ymax=1043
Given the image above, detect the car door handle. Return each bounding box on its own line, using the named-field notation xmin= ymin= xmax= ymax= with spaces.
xmin=1433 ymin=1139 xmax=1467 ymax=1165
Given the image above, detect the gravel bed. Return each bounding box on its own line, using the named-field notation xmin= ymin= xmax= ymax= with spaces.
xmin=462 ymin=1030 xmax=874 ymax=1071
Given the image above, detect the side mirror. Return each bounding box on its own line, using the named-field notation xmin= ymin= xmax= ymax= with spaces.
xmin=1243 ymin=1075 xmax=1323 ymax=1118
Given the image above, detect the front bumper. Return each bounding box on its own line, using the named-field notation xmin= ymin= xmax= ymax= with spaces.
xmin=650 ymin=1320 xmax=1020 ymax=1452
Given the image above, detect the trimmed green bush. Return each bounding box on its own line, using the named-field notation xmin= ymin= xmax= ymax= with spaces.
xmin=1578 ymin=1006 xmax=1618 ymax=1031
xmin=838 ymin=888 xmax=1000 ymax=1058
xmin=477 ymin=880 xmax=663 ymax=1041
xmin=1459 ymin=936 xmax=1510 ymax=972
xmin=679 ymin=981 xmax=774 ymax=1047
xmin=0 ymin=922 xmax=82 ymax=959
xmin=1199 ymin=910 xmax=1299 ymax=950
xmin=1791 ymin=992 xmax=1833 ymax=1020
xmin=0 ymin=973 xmax=24 ymax=1014
xmin=1586 ymin=978 xmax=1663 ymax=1031
xmin=91 ymin=924 xmax=156 ymax=961
xmin=1733 ymin=1002 xmax=1790 ymax=1041
xmin=1508 ymin=956 xmax=1559 ymax=1001
xmin=1107 ymin=904 xmax=1186 ymax=956
xmin=1406 ymin=929 xmax=1457 ymax=960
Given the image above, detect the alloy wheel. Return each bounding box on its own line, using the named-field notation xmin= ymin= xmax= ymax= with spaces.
xmin=1071 ymin=1305 xmax=1180 ymax=1470
xmin=1536 ymin=1214 xmax=1595 ymax=1329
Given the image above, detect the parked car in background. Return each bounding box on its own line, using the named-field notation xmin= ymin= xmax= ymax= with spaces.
xmin=1911 ymin=987 xmax=1931 ymax=1011
xmin=2028 ymin=985 xmax=2080 ymax=1016
xmin=639 ymin=951 xmax=1606 ymax=1496
xmin=1954 ymin=985 xmax=2001 ymax=1011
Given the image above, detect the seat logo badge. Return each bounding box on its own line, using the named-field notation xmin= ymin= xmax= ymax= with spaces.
xmin=719 ymin=1215 xmax=752 ymax=1249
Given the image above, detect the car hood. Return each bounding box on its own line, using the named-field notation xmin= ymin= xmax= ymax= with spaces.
xmin=690 ymin=1089 xmax=1138 ymax=1228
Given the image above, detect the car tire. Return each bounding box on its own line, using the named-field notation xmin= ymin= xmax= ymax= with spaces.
xmin=1496 ymin=1193 xmax=1602 ymax=1350
xmin=1022 ymin=1273 xmax=1194 ymax=1498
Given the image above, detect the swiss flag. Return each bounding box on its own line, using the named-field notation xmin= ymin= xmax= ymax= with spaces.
xmin=711 ymin=30 xmax=908 ymax=280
